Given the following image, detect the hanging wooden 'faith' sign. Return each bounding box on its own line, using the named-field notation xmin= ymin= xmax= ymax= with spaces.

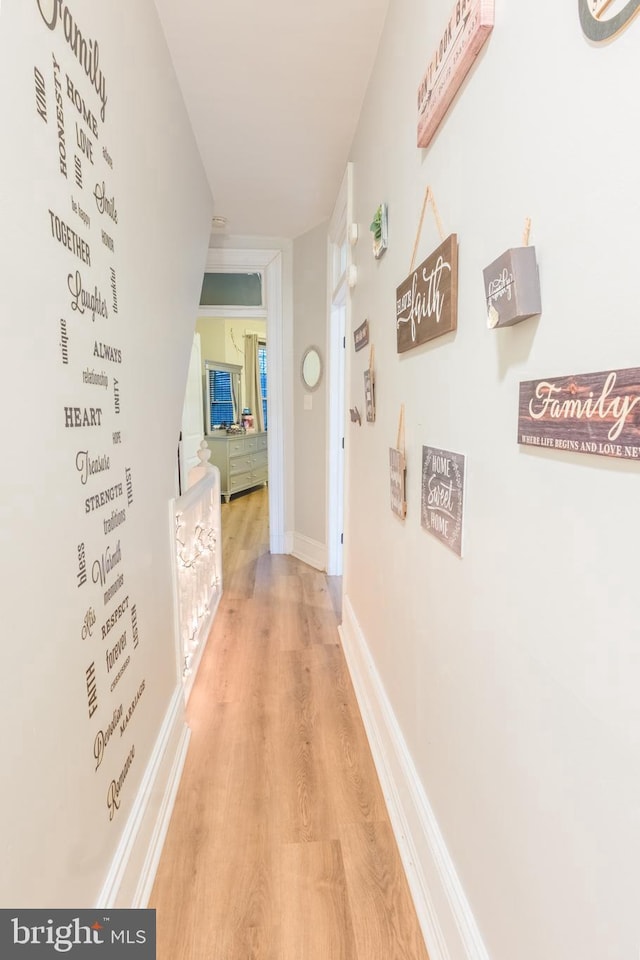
xmin=396 ymin=234 xmax=458 ymax=353
xmin=417 ymin=0 xmax=494 ymax=149
xmin=518 ymin=366 xmax=640 ymax=461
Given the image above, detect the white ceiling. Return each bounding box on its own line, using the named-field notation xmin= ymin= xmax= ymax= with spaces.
xmin=153 ymin=0 xmax=390 ymax=240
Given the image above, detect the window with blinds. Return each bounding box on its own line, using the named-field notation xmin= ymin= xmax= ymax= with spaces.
xmin=258 ymin=342 xmax=268 ymax=429
xmin=204 ymin=361 xmax=241 ymax=433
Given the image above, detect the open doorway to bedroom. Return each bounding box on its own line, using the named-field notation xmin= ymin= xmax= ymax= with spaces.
xmin=179 ymin=246 xmax=286 ymax=557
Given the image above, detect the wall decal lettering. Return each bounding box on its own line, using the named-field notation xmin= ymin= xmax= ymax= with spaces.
xmin=34 ymin=66 xmax=47 ymax=122
xmin=93 ymin=340 xmax=122 ymax=363
xmin=101 ymin=595 xmax=130 ymax=642
xmin=76 ymin=541 xmax=87 ymax=588
xmin=109 ymin=654 xmax=131 ymax=695
xmin=84 ymin=481 xmax=123 ymax=515
xmin=110 ymin=267 xmax=118 ymax=313
xmin=81 ymin=606 xmax=96 ymax=641
xmin=51 ymin=53 xmax=68 ymax=177
xmin=64 ymin=405 xmax=103 ymax=428
xmin=93 ymin=704 xmax=123 ymax=771
xmin=105 ymin=630 xmax=127 ymax=674
xmin=85 ymin=660 xmax=98 ymax=719
xmin=75 ymin=449 xmax=110 ymax=485
xmin=125 ymin=467 xmax=133 ymax=506
xmin=49 ymin=209 xmax=91 ymax=264
xmin=93 ymin=182 xmax=118 ymax=223
xmin=75 ymin=122 xmax=94 ymax=164
xmin=103 ymin=507 xmax=126 ymax=535
xmin=102 ymin=571 xmax=124 ymax=606
xmin=82 ymin=369 xmax=108 ymax=388
xmin=118 ymin=679 xmax=145 ymax=738
xmin=68 ymin=270 xmax=109 ymax=321
xmin=92 ymin=538 xmax=122 ymax=590
xmin=70 ymin=195 xmax=91 ymax=229
xmin=59 ymin=318 xmax=69 ymax=364
xmin=36 ymin=0 xmax=108 ymax=121
xmin=130 ymin=604 xmax=139 ymax=649
xmin=107 ymin=745 xmax=135 ymax=821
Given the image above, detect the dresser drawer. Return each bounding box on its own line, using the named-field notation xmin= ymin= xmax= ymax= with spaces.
xmin=251 ymin=450 xmax=268 ymax=470
xmin=229 ymin=472 xmax=253 ymax=493
xmin=227 ymin=437 xmax=245 ymax=457
xmin=229 ymin=455 xmax=254 ymax=476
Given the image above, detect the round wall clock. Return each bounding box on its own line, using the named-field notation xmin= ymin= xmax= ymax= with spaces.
xmin=579 ymin=0 xmax=640 ymax=42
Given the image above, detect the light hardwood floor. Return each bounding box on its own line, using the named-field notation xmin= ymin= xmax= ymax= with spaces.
xmin=150 ymin=486 xmax=429 ymax=960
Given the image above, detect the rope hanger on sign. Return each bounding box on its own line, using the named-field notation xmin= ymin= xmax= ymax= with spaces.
xmin=409 ymin=185 xmax=446 ymax=274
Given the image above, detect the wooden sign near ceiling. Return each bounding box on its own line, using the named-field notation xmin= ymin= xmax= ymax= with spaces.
xmin=518 ymin=366 xmax=640 ymax=460
xmin=578 ymin=0 xmax=640 ymax=42
xmin=396 ymin=234 xmax=458 ymax=353
xmin=417 ymin=0 xmax=494 ymax=149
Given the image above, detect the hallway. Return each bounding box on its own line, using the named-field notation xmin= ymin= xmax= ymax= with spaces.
xmin=150 ymin=487 xmax=429 ymax=959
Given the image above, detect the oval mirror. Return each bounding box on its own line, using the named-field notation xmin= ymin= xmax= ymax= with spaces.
xmin=301 ymin=346 xmax=322 ymax=391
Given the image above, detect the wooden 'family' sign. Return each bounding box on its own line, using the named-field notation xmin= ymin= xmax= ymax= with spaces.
xmin=417 ymin=0 xmax=494 ymax=149
xmin=518 ymin=366 xmax=640 ymax=460
xmin=396 ymin=234 xmax=458 ymax=353
xmin=421 ymin=446 xmax=465 ymax=556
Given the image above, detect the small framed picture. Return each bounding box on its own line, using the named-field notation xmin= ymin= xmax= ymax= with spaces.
xmin=370 ymin=203 xmax=388 ymax=259
xmin=364 ymin=369 xmax=375 ymax=423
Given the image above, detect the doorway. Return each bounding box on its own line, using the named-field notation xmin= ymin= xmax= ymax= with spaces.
xmin=200 ymin=246 xmax=286 ymax=555
xmin=326 ymin=165 xmax=352 ymax=576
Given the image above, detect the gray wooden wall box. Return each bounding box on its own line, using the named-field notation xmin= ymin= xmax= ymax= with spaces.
xmin=483 ymin=246 xmax=541 ymax=328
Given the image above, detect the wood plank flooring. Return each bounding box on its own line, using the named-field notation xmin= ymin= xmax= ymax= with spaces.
xmin=150 ymin=486 xmax=429 ymax=960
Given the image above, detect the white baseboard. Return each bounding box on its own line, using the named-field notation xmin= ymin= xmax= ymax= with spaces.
xmin=291 ymin=532 xmax=327 ymax=571
xmin=340 ymin=596 xmax=490 ymax=960
xmin=96 ymin=685 xmax=191 ymax=908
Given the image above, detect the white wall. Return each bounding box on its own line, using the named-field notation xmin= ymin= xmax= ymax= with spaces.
xmin=342 ymin=3 xmax=640 ymax=960
xmin=0 ymin=0 xmax=212 ymax=905
xmin=293 ymin=222 xmax=329 ymax=559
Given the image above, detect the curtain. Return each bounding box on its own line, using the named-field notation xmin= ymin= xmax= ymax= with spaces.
xmin=244 ymin=334 xmax=265 ymax=432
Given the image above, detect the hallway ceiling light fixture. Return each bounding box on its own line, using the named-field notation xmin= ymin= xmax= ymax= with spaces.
xmin=211 ymin=216 xmax=228 ymax=229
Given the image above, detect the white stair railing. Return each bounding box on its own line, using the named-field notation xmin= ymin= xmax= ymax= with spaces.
xmin=170 ymin=444 xmax=222 ymax=700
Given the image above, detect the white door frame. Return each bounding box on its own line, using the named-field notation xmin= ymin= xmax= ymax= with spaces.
xmin=202 ymin=247 xmax=286 ymax=555
xmin=326 ymin=164 xmax=353 ymax=576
